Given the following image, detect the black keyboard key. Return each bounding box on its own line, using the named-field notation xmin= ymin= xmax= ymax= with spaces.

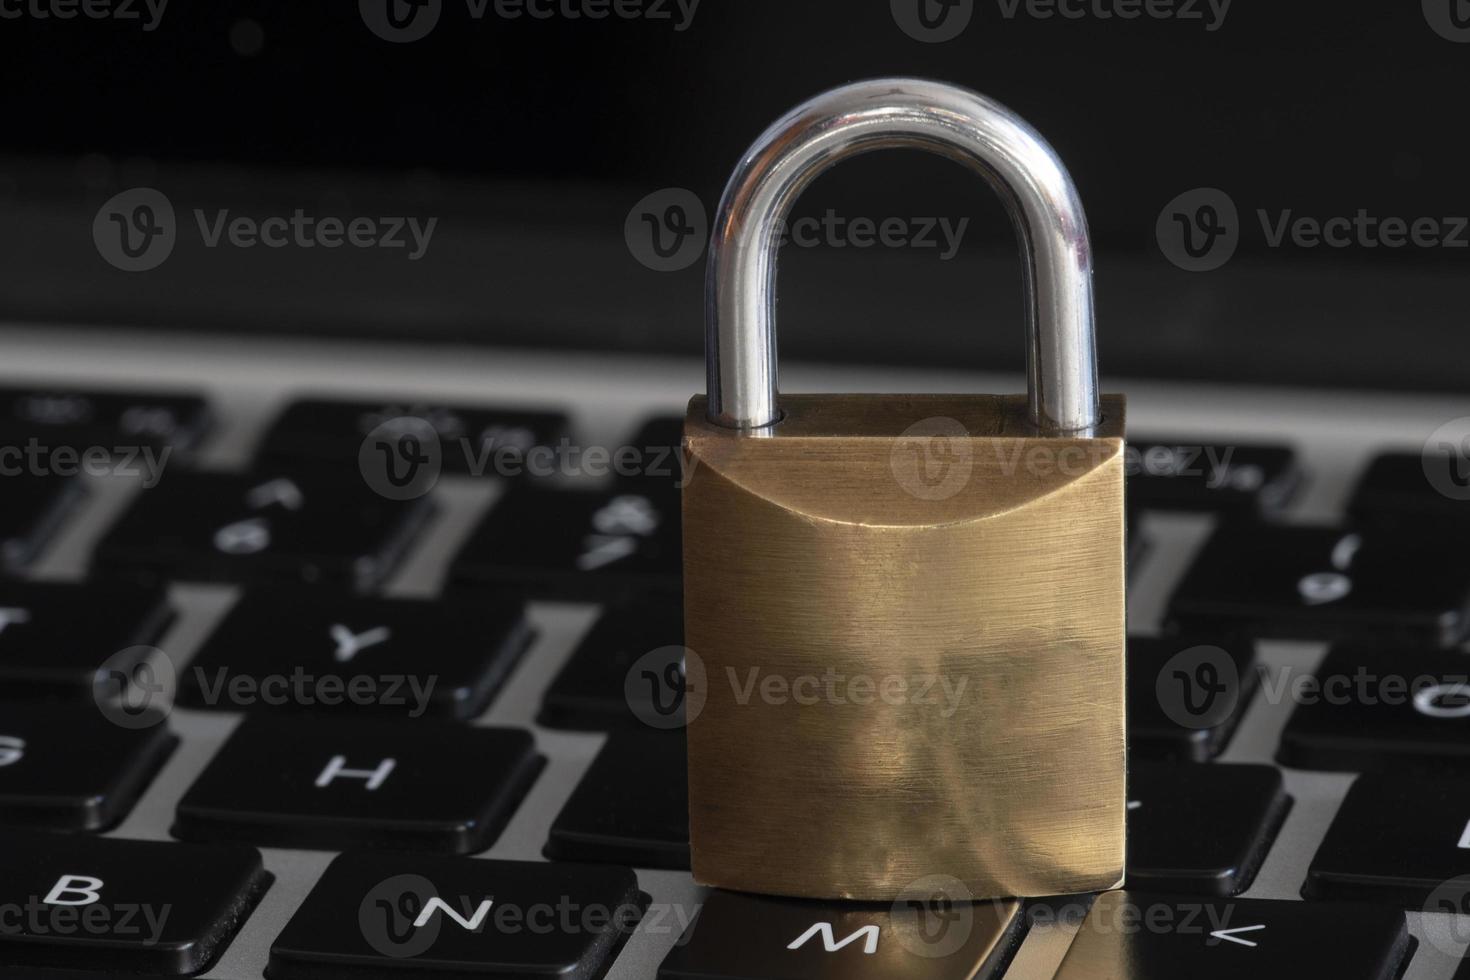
xmin=545 ymin=732 xmax=689 ymax=869
xmin=256 ymin=397 xmax=569 ymax=478
xmin=93 ymin=470 xmax=435 ymax=590
xmin=539 ymin=595 xmax=685 ymax=730
xmin=0 ymin=386 xmax=211 ymax=455
xmin=0 ymin=580 xmax=174 ymax=696
xmin=450 ymin=486 xmax=681 ymax=600
xmin=0 ymin=832 xmax=270 ymax=974
xmin=174 ymin=717 xmax=543 ymax=852
xmin=178 ymin=589 xmax=532 ymax=720
xmin=1127 ymin=501 xmax=1150 ymax=571
xmin=1128 ymin=635 xmax=1258 ymax=762
xmin=1349 ymin=451 xmax=1470 ymax=528
xmin=659 ymin=888 xmax=1024 ymax=980
xmin=615 ymin=415 xmax=685 ymax=489
xmin=1304 ymin=772 xmax=1470 ymax=905
xmin=1279 ymin=646 xmax=1470 ymax=773
xmin=0 ymin=473 xmax=87 ymax=573
xmin=1128 ymin=436 xmax=1300 ymax=515
xmin=1167 ymin=524 xmax=1470 ymax=645
xmin=1128 ymin=762 xmax=1291 ymax=896
xmin=0 ymin=701 xmax=175 ymax=830
xmin=1054 ymin=891 xmax=1410 ymax=980
xmin=270 ymin=852 xmax=642 ymax=979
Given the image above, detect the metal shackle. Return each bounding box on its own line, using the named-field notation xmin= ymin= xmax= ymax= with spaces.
xmin=705 ymin=77 xmax=1100 ymax=434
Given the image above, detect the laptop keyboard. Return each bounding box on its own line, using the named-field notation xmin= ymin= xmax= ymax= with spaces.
xmin=0 ymin=372 xmax=1467 ymax=979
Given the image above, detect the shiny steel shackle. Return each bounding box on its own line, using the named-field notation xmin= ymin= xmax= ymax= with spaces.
xmin=704 ymin=77 xmax=1100 ymax=434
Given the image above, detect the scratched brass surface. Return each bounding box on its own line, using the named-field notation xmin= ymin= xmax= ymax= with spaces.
xmin=682 ymin=393 xmax=1127 ymax=901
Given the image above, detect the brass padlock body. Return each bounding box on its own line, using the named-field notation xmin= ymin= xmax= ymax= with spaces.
xmin=682 ymin=393 xmax=1127 ymax=901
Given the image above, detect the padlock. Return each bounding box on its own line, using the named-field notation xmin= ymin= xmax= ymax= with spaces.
xmin=681 ymin=78 xmax=1126 ymax=901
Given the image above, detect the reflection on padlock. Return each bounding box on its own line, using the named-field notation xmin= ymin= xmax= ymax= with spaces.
xmin=682 ymin=78 xmax=1126 ymax=901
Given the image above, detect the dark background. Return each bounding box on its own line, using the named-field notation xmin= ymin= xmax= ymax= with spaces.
xmin=0 ymin=1 xmax=1465 ymax=392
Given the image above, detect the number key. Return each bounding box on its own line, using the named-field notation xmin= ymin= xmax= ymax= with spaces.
xmin=0 ymin=386 xmax=211 ymax=454
xmin=93 ymin=470 xmax=435 ymax=590
xmin=1167 ymin=524 xmax=1470 ymax=645
xmin=1127 ymin=437 xmax=1300 ymax=516
xmin=256 ymin=398 xmax=568 ymax=477
xmin=450 ymin=486 xmax=681 ymax=600
xmin=1348 ymin=451 xmax=1470 ymax=529
xmin=615 ymin=415 xmax=685 ymax=491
